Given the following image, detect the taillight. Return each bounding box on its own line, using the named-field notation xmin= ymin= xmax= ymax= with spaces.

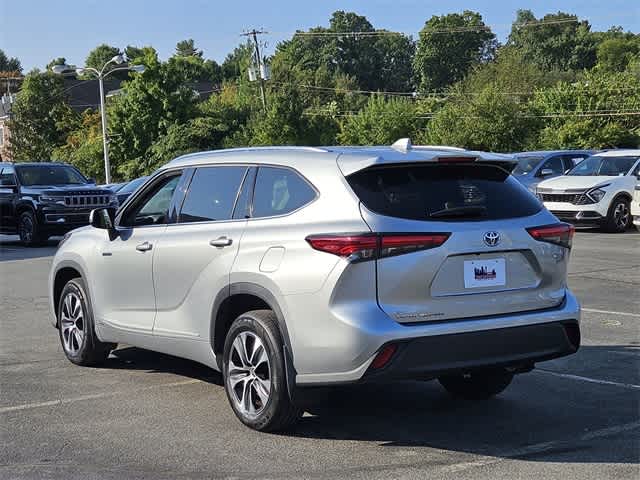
xmin=306 ymin=233 xmax=450 ymax=261
xmin=527 ymin=223 xmax=575 ymax=249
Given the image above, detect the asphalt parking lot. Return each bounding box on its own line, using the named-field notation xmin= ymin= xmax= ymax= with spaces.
xmin=1 ymin=230 xmax=638 ymax=480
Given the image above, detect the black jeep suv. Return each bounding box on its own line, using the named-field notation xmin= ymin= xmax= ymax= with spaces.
xmin=0 ymin=162 xmax=117 ymax=246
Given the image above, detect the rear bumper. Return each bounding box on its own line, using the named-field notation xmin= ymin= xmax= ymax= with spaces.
xmin=294 ymin=290 xmax=581 ymax=386
xmin=361 ymin=320 xmax=579 ymax=383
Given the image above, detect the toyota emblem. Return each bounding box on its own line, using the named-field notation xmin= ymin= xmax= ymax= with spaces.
xmin=483 ymin=231 xmax=500 ymax=247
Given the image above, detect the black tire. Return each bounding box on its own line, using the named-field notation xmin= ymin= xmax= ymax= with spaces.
xmin=603 ymin=196 xmax=631 ymax=233
xmin=222 ymin=310 xmax=301 ymax=432
xmin=18 ymin=210 xmax=46 ymax=247
xmin=57 ymin=277 xmax=115 ymax=366
xmin=438 ymin=368 xmax=514 ymax=400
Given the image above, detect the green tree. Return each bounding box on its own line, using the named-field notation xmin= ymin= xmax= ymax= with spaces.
xmin=8 ymin=71 xmax=77 ymax=160
xmin=124 ymin=45 xmax=146 ymax=63
xmin=507 ymin=10 xmax=597 ymax=71
xmin=420 ymin=85 xmax=538 ymax=151
xmin=0 ymin=49 xmax=22 ymax=73
xmin=337 ymin=95 xmax=422 ymax=145
xmin=107 ymin=48 xmax=207 ymax=178
xmin=413 ymin=11 xmax=496 ymax=92
xmin=221 ymin=42 xmax=254 ymax=82
xmin=52 ymin=111 xmax=105 ymax=181
xmin=530 ymin=70 xmax=640 ymax=148
xmin=175 ymin=39 xmax=203 ymax=58
xmin=85 ymin=44 xmax=122 ymax=71
xmin=596 ymin=35 xmax=640 ymax=72
xmin=272 ymin=11 xmax=415 ymax=93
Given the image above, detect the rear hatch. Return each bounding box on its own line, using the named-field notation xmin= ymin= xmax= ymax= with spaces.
xmin=346 ymin=161 xmax=569 ymax=323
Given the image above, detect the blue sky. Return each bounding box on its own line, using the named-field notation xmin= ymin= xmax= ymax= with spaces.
xmin=2 ymin=0 xmax=639 ymax=72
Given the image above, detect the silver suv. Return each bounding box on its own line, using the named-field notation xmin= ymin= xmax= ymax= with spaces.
xmin=49 ymin=140 xmax=581 ymax=431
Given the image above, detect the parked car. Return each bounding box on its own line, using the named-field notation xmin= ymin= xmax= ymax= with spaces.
xmin=512 ymin=150 xmax=593 ymax=192
xmin=536 ymin=150 xmax=640 ymax=232
xmin=49 ymin=140 xmax=581 ymax=431
xmin=114 ymin=176 xmax=149 ymax=206
xmin=632 ymin=183 xmax=640 ymax=231
xmin=0 ymin=162 xmax=117 ymax=246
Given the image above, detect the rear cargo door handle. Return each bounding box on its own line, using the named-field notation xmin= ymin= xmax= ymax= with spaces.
xmin=136 ymin=241 xmax=153 ymax=252
xmin=209 ymin=236 xmax=233 ymax=247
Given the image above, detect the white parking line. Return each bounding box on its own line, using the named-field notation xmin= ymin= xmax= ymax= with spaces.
xmin=582 ymin=307 xmax=640 ymax=318
xmin=443 ymin=421 xmax=640 ymax=473
xmin=536 ymin=369 xmax=640 ymax=390
xmin=0 ymin=378 xmax=201 ymax=414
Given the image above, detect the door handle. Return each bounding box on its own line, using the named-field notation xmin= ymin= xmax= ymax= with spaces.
xmin=209 ymin=236 xmax=233 ymax=247
xmin=136 ymin=241 xmax=153 ymax=252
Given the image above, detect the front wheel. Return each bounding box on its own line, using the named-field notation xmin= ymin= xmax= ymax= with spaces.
xmin=223 ymin=310 xmax=301 ymax=432
xmin=18 ymin=211 xmax=46 ymax=247
xmin=439 ymin=369 xmax=514 ymax=400
xmin=603 ymin=197 xmax=631 ymax=233
xmin=58 ymin=277 xmax=115 ymax=366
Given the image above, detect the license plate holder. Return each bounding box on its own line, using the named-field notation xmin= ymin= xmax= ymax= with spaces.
xmin=463 ymin=258 xmax=506 ymax=289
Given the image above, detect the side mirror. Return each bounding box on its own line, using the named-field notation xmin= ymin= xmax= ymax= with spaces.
xmin=539 ymin=168 xmax=554 ymax=177
xmin=89 ymin=208 xmax=117 ymax=238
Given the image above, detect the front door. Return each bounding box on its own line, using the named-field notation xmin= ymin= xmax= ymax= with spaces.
xmin=152 ymin=165 xmax=251 ymax=339
xmin=92 ymin=172 xmax=183 ymax=333
xmin=0 ymin=166 xmax=18 ymax=232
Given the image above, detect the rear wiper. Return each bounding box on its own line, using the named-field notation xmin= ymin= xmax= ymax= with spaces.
xmin=429 ymin=205 xmax=487 ymax=219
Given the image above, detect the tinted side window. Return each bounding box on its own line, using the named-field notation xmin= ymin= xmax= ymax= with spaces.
xmin=347 ymin=164 xmax=542 ymax=221
xmin=0 ymin=167 xmax=16 ymax=185
xmin=252 ymin=167 xmax=316 ymax=218
xmin=122 ymin=174 xmax=181 ymax=227
xmin=180 ymin=166 xmax=247 ymax=223
xmin=540 ymin=156 xmax=564 ymax=175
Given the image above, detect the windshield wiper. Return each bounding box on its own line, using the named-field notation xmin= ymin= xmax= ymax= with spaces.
xmin=429 ymin=205 xmax=487 ymax=219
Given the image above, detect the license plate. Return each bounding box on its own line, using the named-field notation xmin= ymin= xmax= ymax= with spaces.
xmin=463 ymin=258 xmax=506 ymax=289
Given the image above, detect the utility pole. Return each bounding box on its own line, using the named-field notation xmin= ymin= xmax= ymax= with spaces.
xmin=242 ymin=29 xmax=269 ymax=112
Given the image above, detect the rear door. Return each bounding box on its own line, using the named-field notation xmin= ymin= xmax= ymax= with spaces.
xmin=347 ymin=163 xmax=568 ymax=323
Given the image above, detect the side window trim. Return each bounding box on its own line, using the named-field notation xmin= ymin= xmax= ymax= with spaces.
xmin=232 ymin=166 xmax=257 ymax=220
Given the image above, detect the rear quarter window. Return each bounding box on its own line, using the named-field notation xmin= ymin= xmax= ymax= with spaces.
xmin=347 ymin=164 xmax=542 ymax=221
xmin=252 ymin=167 xmax=317 ymax=218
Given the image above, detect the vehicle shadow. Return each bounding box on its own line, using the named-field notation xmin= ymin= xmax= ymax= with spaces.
xmin=105 ymin=346 xmax=223 ymax=386
xmin=0 ymin=235 xmax=60 ymax=262
xmin=102 ymin=344 xmax=639 ymax=464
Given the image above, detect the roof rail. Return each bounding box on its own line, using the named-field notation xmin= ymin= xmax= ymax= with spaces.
xmin=413 ymin=145 xmax=466 ymax=151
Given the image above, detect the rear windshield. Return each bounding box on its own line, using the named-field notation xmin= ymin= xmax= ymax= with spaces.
xmin=347 ymin=164 xmax=542 ymax=221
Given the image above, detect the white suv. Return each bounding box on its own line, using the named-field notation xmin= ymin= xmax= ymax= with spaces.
xmin=49 ymin=142 xmax=581 ymax=431
xmin=536 ymin=150 xmax=640 ymax=232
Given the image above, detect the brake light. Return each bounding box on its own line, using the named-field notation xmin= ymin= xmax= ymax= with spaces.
xmin=527 ymin=223 xmax=575 ymax=249
xmin=306 ymin=233 xmax=450 ymax=261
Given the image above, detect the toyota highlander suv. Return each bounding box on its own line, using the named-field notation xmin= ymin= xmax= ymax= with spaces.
xmin=536 ymin=150 xmax=640 ymax=232
xmin=49 ymin=140 xmax=581 ymax=431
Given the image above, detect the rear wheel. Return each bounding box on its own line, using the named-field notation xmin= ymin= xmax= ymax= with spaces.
xmin=58 ymin=277 xmax=115 ymax=366
xmin=603 ymin=197 xmax=631 ymax=233
xmin=439 ymin=369 xmax=513 ymax=400
xmin=18 ymin=211 xmax=46 ymax=247
xmin=222 ymin=310 xmax=301 ymax=432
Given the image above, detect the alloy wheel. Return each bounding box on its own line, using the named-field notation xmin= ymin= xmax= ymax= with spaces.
xmin=19 ymin=215 xmax=33 ymax=243
xmin=614 ymin=202 xmax=630 ymax=229
xmin=60 ymin=292 xmax=85 ymax=354
xmin=227 ymin=331 xmax=272 ymax=416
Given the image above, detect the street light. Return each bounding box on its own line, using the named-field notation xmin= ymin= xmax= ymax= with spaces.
xmin=51 ymin=54 xmax=145 ymax=184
